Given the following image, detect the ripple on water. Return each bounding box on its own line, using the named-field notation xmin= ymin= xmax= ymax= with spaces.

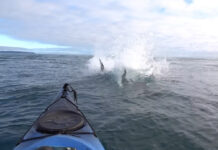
xmin=0 ymin=55 xmax=218 ymax=150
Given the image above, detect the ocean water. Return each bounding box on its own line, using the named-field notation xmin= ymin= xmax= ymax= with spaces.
xmin=0 ymin=52 xmax=218 ymax=150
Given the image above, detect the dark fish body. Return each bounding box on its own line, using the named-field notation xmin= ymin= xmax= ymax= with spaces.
xmin=99 ymin=59 xmax=104 ymax=71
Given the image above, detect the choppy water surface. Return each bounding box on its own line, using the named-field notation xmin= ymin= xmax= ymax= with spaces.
xmin=0 ymin=53 xmax=218 ymax=150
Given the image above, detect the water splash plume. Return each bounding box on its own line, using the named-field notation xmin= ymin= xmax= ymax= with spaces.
xmin=87 ymin=34 xmax=168 ymax=85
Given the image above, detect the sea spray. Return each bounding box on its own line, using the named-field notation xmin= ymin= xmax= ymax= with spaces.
xmin=87 ymin=35 xmax=168 ymax=85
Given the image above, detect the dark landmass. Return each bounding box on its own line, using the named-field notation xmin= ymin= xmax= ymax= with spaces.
xmin=0 ymin=46 xmax=35 ymax=54
xmin=0 ymin=51 xmax=35 ymax=54
xmin=0 ymin=46 xmax=27 ymax=51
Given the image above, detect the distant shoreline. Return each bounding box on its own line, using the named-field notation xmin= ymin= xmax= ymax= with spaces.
xmin=0 ymin=51 xmax=35 ymax=54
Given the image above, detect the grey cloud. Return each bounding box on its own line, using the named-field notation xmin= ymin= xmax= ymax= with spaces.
xmin=0 ymin=0 xmax=218 ymax=55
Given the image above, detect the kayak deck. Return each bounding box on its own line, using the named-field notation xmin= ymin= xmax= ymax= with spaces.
xmin=14 ymin=84 xmax=105 ymax=150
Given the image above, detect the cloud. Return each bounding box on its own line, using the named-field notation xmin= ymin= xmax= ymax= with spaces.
xmin=0 ymin=0 xmax=218 ymax=54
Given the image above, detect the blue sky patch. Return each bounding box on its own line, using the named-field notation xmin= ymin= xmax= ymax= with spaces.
xmin=184 ymin=0 xmax=193 ymax=4
xmin=0 ymin=34 xmax=69 ymax=49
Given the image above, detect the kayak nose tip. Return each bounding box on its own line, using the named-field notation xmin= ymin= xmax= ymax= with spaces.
xmin=63 ymin=83 xmax=69 ymax=90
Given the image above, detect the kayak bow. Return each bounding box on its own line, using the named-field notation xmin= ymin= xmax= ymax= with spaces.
xmin=14 ymin=83 xmax=105 ymax=150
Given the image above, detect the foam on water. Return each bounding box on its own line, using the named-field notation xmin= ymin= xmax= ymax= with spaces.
xmin=87 ymin=35 xmax=169 ymax=85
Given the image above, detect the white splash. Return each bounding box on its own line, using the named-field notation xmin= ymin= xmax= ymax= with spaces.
xmin=87 ymin=34 xmax=168 ymax=85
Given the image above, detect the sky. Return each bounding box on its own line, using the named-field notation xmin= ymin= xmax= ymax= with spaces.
xmin=0 ymin=34 xmax=68 ymax=49
xmin=0 ymin=0 xmax=218 ymax=56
